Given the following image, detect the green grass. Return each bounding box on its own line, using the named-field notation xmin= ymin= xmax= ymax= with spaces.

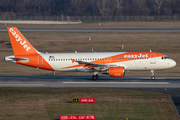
xmin=0 ymin=88 xmax=178 ymax=120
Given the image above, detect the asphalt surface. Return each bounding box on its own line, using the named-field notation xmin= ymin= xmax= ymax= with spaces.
xmin=0 ymin=76 xmax=179 ymax=88
xmin=1 ymin=28 xmax=180 ymax=32
xmin=1 ymin=76 xmax=180 ymax=118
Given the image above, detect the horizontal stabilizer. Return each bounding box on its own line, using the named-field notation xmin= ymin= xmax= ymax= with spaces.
xmin=4 ymin=55 xmax=29 ymax=63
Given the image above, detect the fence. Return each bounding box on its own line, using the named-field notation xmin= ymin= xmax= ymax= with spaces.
xmin=0 ymin=15 xmax=180 ymax=22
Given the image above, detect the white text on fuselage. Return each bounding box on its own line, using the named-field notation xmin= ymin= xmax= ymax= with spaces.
xmin=124 ymin=54 xmax=148 ymax=58
xmin=9 ymin=28 xmax=31 ymax=52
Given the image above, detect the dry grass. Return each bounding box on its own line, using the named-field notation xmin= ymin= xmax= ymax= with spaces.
xmin=0 ymin=88 xmax=178 ymax=120
xmin=1 ymin=21 xmax=180 ymax=28
xmin=0 ymin=31 xmax=179 ymax=77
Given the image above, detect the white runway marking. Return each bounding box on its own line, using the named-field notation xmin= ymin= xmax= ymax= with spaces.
xmin=63 ymin=82 xmax=169 ymax=84
xmin=0 ymin=84 xmax=44 ymax=86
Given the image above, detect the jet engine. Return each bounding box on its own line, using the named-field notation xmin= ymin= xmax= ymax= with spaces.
xmin=103 ymin=67 xmax=125 ymax=77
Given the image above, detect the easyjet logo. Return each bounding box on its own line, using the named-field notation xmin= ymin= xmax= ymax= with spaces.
xmin=9 ymin=28 xmax=30 ymax=51
xmin=124 ymin=54 xmax=148 ymax=58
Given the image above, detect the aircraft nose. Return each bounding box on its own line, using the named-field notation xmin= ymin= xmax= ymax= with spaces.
xmin=170 ymin=59 xmax=176 ymax=67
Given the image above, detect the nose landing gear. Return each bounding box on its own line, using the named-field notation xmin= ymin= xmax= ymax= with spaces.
xmin=151 ymin=70 xmax=155 ymax=80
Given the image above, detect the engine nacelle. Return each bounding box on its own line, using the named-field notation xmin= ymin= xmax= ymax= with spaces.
xmin=105 ymin=67 xmax=125 ymax=77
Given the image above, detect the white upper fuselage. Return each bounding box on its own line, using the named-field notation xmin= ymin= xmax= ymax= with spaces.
xmin=40 ymin=52 xmax=176 ymax=72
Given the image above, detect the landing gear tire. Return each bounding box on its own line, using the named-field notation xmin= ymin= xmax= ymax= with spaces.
xmin=151 ymin=70 xmax=155 ymax=80
xmin=151 ymin=76 xmax=155 ymax=80
xmin=92 ymin=75 xmax=98 ymax=81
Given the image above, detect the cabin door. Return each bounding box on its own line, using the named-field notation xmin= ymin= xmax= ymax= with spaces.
xmin=38 ymin=55 xmax=43 ymax=65
xmin=150 ymin=53 xmax=156 ymax=64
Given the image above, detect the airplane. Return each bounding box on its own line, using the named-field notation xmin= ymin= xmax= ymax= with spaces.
xmin=4 ymin=27 xmax=176 ymax=80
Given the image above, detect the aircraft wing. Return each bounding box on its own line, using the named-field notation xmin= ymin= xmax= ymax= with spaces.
xmin=71 ymin=59 xmax=117 ymax=71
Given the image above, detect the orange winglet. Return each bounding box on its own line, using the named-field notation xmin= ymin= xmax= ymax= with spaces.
xmin=71 ymin=58 xmax=76 ymax=63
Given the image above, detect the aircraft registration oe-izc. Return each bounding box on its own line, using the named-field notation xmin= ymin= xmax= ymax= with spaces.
xmin=5 ymin=27 xmax=176 ymax=80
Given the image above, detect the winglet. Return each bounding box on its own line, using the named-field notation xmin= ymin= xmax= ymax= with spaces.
xmin=71 ymin=59 xmax=76 ymax=63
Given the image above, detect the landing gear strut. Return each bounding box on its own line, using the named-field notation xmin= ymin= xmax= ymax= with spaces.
xmin=151 ymin=70 xmax=155 ymax=80
xmin=92 ymin=72 xmax=98 ymax=80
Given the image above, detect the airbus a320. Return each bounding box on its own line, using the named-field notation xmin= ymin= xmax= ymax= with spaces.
xmin=5 ymin=27 xmax=176 ymax=80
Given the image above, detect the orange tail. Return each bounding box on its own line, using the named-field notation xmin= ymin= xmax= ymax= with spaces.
xmin=7 ymin=27 xmax=38 ymax=56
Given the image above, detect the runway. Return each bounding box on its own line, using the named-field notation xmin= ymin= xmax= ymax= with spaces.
xmin=0 ymin=28 xmax=180 ymax=32
xmin=0 ymin=76 xmax=180 ymax=88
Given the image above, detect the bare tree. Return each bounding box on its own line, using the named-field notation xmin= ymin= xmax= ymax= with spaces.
xmin=134 ymin=0 xmax=145 ymax=8
xmin=116 ymin=0 xmax=122 ymax=16
xmin=87 ymin=0 xmax=95 ymax=15
xmin=154 ymin=0 xmax=167 ymax=15
xmin=71 ymin=0 xmax=82 ymax=6
xmin=96 ymin=0 xmax=108 ymax=16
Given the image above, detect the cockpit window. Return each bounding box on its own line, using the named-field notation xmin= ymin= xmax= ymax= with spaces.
xmin=161 ymin=56 xmax=169 ymax=59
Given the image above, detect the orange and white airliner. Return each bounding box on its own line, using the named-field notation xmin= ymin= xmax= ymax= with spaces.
xmin=5 ymin=27 xmax=176 ymax=80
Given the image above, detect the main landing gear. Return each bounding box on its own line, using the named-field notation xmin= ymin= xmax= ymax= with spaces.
xmin=92 ymin=72 xmax=98 ymax=80
xmin=151 ymin=70 xmax=155 ymax=80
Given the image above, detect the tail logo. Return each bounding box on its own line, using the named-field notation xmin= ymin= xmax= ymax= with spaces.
xmin=9 ymin=28 xmax=31 ymax=51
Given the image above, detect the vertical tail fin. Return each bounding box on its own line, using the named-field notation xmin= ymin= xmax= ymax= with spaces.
xmin=7 ymin=27 xmax=38 ymax=56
